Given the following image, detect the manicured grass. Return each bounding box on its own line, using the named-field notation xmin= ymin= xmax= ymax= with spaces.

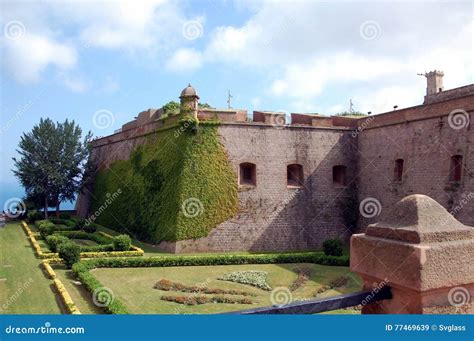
xmin=0 ymin=222 xmax=61 ymax=314
xmin=53 ymin=266 xmax=102 ymax=314
xmin=90 ymin=263 xmax=361 ymax=314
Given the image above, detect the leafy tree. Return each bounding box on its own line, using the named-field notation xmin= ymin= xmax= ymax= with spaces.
xmin=12 ymin=118 xmax=92 ymax=218
xmin=198 ymin=103 xmax=214 ymax=109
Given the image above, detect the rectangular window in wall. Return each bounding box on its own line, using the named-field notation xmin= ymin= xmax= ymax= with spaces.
xmin=393 ymin=159 xmax=404 ymax=182
xmin=449 ymin=155 xmax=463 ymax=182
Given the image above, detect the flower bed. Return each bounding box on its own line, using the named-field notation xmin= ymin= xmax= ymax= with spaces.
xmin=161 ymin=295 xmax=253 ymax=306
xmin=154 ymin=279 xmax=255 ymax=296
xmin=218 ymin=271 xmax=272 ymax=291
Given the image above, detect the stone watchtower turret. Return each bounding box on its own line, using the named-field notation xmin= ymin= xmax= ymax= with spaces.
xmin=424 ymin=70 xmax=444 ymax=96
xmin=179 ymin=84 xmax=200 ymax=119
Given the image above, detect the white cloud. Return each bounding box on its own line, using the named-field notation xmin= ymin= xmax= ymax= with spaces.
xmin=165 ymin=48 xmax=203 ymax=72
xmin=1 ymin=33 xmax=77 ymax=83
xmin=1 ymin=0 xmax=201 ymax=87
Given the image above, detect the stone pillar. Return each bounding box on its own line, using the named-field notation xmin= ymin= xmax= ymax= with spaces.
xmin=351 ymin=194 xmax=473 ymax=314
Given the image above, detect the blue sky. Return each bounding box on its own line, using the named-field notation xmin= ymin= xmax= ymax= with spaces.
xmin=1 ymin=0 xmax=473 ymax=209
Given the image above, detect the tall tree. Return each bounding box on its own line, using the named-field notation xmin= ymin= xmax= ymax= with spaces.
xmin=13 ymin=118 xmax=91 ymax=218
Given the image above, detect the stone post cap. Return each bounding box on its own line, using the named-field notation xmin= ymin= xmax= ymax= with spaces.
xmin=365 ymin=194 xmax=474 ymax=243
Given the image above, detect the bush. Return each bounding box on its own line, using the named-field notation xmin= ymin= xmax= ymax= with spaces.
xmin=39 ymin=222 xmax=56 ymax=239
xmin=27 ymin=210 xmax=43 ymax=223
xmin=113 ymin=235 xmax=131 ymax=251
xmin=59 ymin=212 xmax=71 ymax=219
xmin=83 ymin=222 xmax=97 ymax=233
xmin=45 ymin=235 xmax=70 ymax=252
xmin=58 ymin=242 xmax=81 ymax=268
xmin=35 ymin=219 xmax=48 ymax=229
xmin=323 ymin=239 xmax=344 ymax=257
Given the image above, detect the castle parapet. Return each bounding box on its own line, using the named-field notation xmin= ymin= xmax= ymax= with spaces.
xmin=291 ymin=113 xmax=358 ymax=128
xmin=198 ymin=108 xmax=248 ymax=122
xmin=253 ymin=111 xmax=286 ymax=125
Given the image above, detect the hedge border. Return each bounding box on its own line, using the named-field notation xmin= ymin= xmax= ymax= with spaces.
xmin=72 ymin=252 xmax=349 ymax=314
xmin=21 ymin=221 xmax=144 ymax=259
xmin=53 ymin=278 xmax=81 ymax=314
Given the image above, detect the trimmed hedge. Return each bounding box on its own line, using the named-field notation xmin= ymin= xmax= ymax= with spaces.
xmin=53 ymin=279 xmax=81 ymax=314
xmin=74 ymin=252 xmax=348 ymax=271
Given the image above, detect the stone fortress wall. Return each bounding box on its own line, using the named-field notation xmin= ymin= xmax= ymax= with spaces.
xmin=76 ymin=71 xmax=474 ymax=252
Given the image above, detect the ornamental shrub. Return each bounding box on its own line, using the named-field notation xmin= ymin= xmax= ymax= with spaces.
xmin=39 ymin=222 xmax=56 ymax=239
xmin=323 ymin=239 xmax=344 ymax=257
xmin=113 ymin=234 xmax=131 ymax=251
xmin=58 ymin=242 xmax=81 ymax=268
xmin=46 ymin=235 xmax=70 ymax=252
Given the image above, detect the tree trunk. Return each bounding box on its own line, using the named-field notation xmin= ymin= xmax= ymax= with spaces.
xmin=56 ymin=200 xmax=60 ymax=217
xmin=44 ymin=196 xmax=48 ymax=219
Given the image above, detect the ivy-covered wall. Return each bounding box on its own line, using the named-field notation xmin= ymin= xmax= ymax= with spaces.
xmin=90 ymin=122 xmax=239 ymax=242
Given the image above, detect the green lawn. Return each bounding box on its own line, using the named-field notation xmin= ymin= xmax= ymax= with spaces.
xmin=89 ymin=263 xmax=361 ymax=314
xmin=0 ymin=222 xmax=61 ymax=314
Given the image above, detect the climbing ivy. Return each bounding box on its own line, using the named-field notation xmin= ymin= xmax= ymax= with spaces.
xmin=91 ymin=122 xmax=239 ymax=242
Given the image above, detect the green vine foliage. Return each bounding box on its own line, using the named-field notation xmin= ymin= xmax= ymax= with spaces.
xmin=91 ymin=123 xmax=239 ymax=242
